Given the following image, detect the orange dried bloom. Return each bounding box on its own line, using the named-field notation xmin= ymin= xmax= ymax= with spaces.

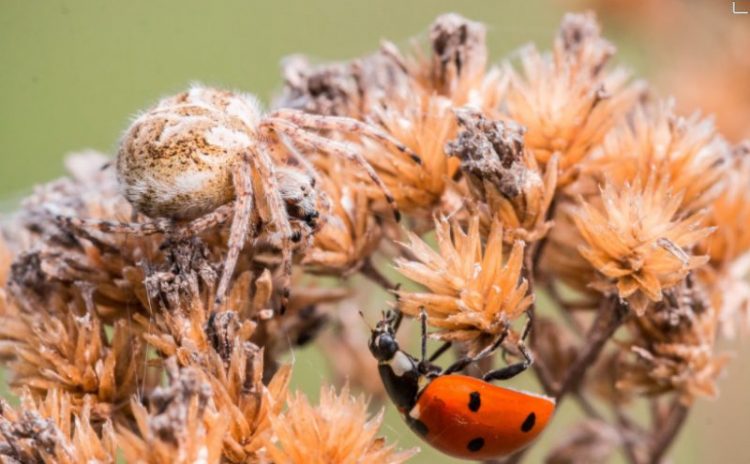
xmin=616 ymin=280 xmax=730 ymax=404
xmin=698 ymin=144 xmax=750 ymax=336
xmin=445 ymin=108 xmax=557 ymax=242
xmin=261 ymin=384 xmax=416 ymax=464
xmin=583 ymin=102 xmax=729 ymax=213
xmin=574 ymin=177 xmax=713 ymax=315
xmin=506 ymin=12 xmax=640 ymax=184
xmin=395 ymin=216 xmax=532 ymax=343
xmin=0 ymin=285 xmax=147 ymax=419
xmin=391 ymin=13 xmax=489 ymax=105
xmin=302 ymin=161 xmax=384 ymax=275
xmin=366 ymin=92 xmax=461 ymax=216
xmin=0 ymin=389 xmax=116 ymax=464
xmin=117 ymin=363 xmax=228 ymax=464
xmin=700 ymin=144 xmax=750 ymax=266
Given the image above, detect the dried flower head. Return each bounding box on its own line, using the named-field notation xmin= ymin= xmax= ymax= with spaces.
xmin=366 ymin=92 xmax=462 ymax=216
xmin=301 ymin=160 xmax=384 ymax=275
xmin=395 ymin=215 xmax=532 ymax=344
xmin=573 ymin=177 xmax=712 ymax=315
xmin=700 ymin=143 xmax=750 ymax=266
xmin=582 ymin=102 xmax=729 ymax=213
xmin=445 ymin=108 xmax=557 ymax=242
xmin=506 ymin=12 xmax=640 ymax=183
xmin=616 ymin=280 xmax=730 ymax=404
xmin=117 ymin=362 xmax=227 ymax=464
xmin=395 ymin=13 xmax=489 ymax=103
xmin=0 ymin=389 xmax=116 ymax=464
xmin=0 ymin=278 xmax=147 ymax=419
xmin=261 ymin=384 xmax=416 ymax=464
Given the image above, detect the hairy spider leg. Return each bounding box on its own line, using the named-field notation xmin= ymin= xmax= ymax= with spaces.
xmin=270 ymin=108 xmax=422 ymax=164
xmin=264 ymin=117 xmax=401 ymax=221
xmin=214 ymin=152 xmax=255 ymax=309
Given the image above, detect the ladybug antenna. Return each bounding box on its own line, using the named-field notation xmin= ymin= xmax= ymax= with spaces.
xmin=358 ymin=310 xmax=374 ymax=331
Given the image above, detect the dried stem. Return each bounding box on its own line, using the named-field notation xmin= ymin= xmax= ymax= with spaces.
xmin=647 ymin=400 xmax=690 ymax=464
xmin=360 ymin=258 xmax=396 ymax=291
xmin=523 ymin=248 xmax=557 ymax=395
xmin=555 ymin=297 xmax=629 ymax=401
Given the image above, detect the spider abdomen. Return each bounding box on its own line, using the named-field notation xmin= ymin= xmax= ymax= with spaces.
xmin=116 ymin=86 xmax=263 ymax=221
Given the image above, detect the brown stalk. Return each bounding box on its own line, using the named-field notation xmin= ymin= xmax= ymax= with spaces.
xmin=555 ymin=297 xmax=629 ymax=401
xmin=505 ymin=296 xmax=629 ymax=464
xmin=647 ymin=400 xmax=690 ymax=464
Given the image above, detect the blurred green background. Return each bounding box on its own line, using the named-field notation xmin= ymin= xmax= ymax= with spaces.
xmin=1 ymin=1 xmax=749 ymax=463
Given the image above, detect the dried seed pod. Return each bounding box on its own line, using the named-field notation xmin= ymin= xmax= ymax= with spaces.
xmin=261 ymin=384 xmax=417 ymax=464
xmin=506 ymin=12 xmax=642 ymax=183
xmin=445 ymin=108 xmax=556 ymax=242
xmin=573 ymin=177 xmax=713 ymax=315
xmin=395 ymin=215 xmax=532 ymax=349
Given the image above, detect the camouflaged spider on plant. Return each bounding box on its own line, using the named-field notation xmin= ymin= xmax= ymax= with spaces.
xmin=53 ymin=84 xmax=419 ymax=312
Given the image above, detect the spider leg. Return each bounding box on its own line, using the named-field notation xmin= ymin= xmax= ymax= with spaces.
xmin=270 ymin=109 xmax=422 ymax=164
xmin=173 ymin=204 xmax=234 ymax=239
xmin=53 ymin=204 xmax=234 ymax=239
xmin=263 ymin=118 xmax=401 ymax=221
xmin=255 ymin=141 xmax=295 ymax=315
xmin=214 ymin=153 xmax=254 ymax=309
xmin=52 ymin=212 xmax=175 ymax=236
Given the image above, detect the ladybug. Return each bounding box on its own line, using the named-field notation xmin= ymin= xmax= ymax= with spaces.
xmin=367 ymin=309 xmax=555 ymax=460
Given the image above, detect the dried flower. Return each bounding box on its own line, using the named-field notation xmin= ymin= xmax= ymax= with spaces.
xmin=395 ymin=216 xmax=532 ymax=345
xmin=117 ymin=362 xmax=228 ymax=464
xmin=0 ymin=278 xmax=147 ymax=419
xmin=573 ymin=177 xmax=712 ymax=315
xmin=366 ymin=92 xmax=462 ymax=216
xmin=582 ymin=101 xmax=729 ymax=213
xmin=0 ymin=389 xmax=116 ymax=464
xmin=445 ymin=108 xmax=557 ymax=242
xmin=393 ymin=13 xmax=489 ymax=104
xmin=700 ymin=144 xmax=750 ymax=266
xmin=616 ymin=280 xmax=730 ymax=404
xmin=302 ymin=160 xmax=384 ymax=275
xmin=261 ymin=384 xmax=416 ymax=464
xmin=506 ymin=12 xmax=641 ymax=183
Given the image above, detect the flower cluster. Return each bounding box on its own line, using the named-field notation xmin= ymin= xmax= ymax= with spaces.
xmin=1 ymin=9 xmax=748 ymax=464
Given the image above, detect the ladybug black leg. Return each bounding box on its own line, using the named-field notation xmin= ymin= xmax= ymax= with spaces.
xmin=419 ymin=308 xmax=428 ymax=362
xmin=520 ymin=310 xmax=533 ymax=342
xmin=482 ymin=342 xmax=534 ymax=382
xmin=441 ymin=329 xmax=508 ymax=376
xmin=392 ymin=309 xmax=404 ymax=333
xmin=428 ymin=341 xmax=452 ymax=363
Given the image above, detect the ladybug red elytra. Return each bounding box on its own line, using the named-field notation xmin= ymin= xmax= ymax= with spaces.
xmin=367 ymin=309 xmax=555 ymax=460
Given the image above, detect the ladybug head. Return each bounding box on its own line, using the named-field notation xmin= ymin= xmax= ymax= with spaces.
xmin=368 ymin=311 xmax=401 ymax=361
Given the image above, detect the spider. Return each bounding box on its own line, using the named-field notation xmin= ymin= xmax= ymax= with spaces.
xmin=55 ymin=84 xmax=419 ymax=313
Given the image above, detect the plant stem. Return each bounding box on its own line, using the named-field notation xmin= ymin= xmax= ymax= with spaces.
xmin=360 ymin=258 xmax=396 ymax=291
xmin=555 ymin=297 xmax=628 ymax=402
xmin=647 ymin=401 xmax=690 ymax=464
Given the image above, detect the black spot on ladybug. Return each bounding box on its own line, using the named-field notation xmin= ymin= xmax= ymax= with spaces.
xmin=407 ymin=417 xmax=429 ymax=437
xmin=467 ymin=437 xmax=485 ymax=452
xmin=468 ymin=391 xmax=481 ymax=412
xmin=521 ymin=412 xmax=536 ymax=433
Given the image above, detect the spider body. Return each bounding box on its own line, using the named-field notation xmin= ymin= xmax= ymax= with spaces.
xmin=118 ymin=87 xmax=260 ymax=221
xmin=368 ymin=310 xmax=555 ymax=460
xmin=63 ymin=84 xmax=418 ymax=312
